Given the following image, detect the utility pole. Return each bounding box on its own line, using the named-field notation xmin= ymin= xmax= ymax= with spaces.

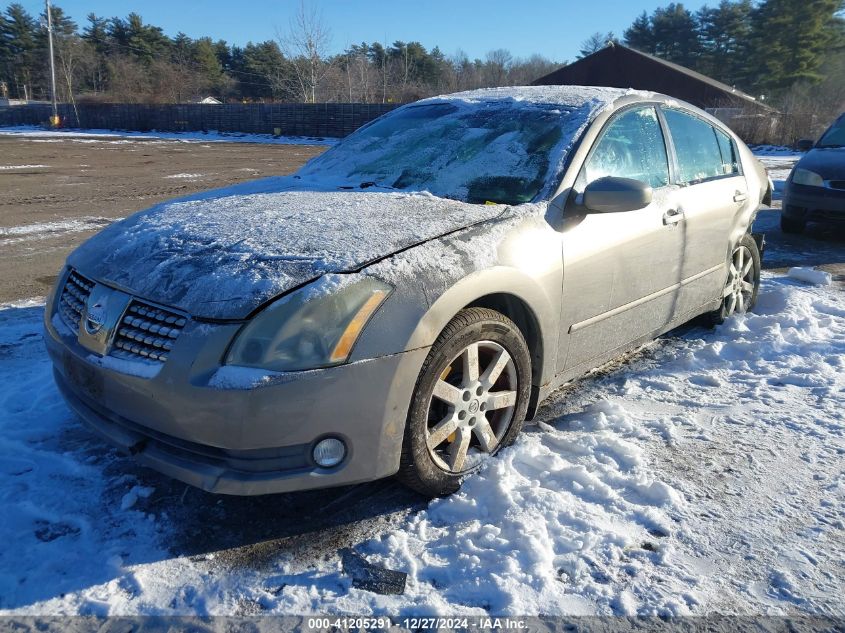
xmin=45 ymin=0 xmax=59 ymax=126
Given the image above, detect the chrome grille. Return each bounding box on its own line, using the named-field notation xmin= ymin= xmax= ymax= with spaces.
xmin=58 ymin=270 xmax=94 ymax=331
xmin=829 ymin=180 xmax=845 ymax=191
xmin=112 ymin=300 xmax=187 ymax=363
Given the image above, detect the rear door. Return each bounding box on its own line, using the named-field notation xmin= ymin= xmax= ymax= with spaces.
xmin=558 ymin=105 xmax=685 ymax=372
xmin=661 ymin=108 xmax=748 ymax=316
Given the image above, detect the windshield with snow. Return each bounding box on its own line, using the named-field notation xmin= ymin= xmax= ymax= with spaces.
xmin=818 ymin=121 xmax=845 ymax=148
xmin=298 ymin=102 xmax=567 ymax=205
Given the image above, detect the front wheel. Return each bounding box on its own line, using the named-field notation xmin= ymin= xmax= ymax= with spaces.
xmin=708 ymin=233 xmax=761 ymax=326
xmin=397 ymin=308 xmax=531 ymax=497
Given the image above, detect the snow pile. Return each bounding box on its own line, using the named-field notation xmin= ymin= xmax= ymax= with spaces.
xmin=353 ymin=400 xmax=684 ymax=615
xmin=323 ymin=274 xmax=844 ymax=616
xmin=0 ymin=304 xmax=168 ymax=614
xmin=787 ymin=267 xmax=832 ymax=286
xmin=1 ymin=274 xmax=843 ymax=616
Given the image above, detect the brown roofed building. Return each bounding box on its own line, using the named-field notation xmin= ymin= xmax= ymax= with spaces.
xmin=533 ymin=42 xmax=769 ymax=114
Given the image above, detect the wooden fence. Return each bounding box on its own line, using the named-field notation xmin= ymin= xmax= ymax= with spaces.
xmin=0 ymin=102 xmax=401 ymax=138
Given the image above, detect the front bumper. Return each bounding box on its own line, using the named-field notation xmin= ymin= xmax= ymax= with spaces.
xmin=783 ymin=182 xmax=845 ymax=222
xmin=45 ymin=310 xmax=428 ymax=495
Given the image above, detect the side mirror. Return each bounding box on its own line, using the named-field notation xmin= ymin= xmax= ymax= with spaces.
xmin=583 ymin=177 xmax=653 ymax=213
xmin=795 ymin=139 xmax=815 ymax=152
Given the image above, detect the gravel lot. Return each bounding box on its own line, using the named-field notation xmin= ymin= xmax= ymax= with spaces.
xmin=0 ymin=133 xmax=326 ymax=303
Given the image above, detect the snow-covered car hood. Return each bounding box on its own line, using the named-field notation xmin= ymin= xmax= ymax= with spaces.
xmin=796 ymin=147 xmax=845 ymax=180
xmin=68 ymin=177 xmax=507 ymax=320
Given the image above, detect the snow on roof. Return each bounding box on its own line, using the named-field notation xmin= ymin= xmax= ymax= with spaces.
xmin=422 ymin=85 xmax=647 ymax=109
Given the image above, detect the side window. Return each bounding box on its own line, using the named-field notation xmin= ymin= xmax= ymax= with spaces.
xmin=582 ymin=107 xmax=670 ymax=189
xmin=664 ymin=109 xmax=727 ymax=184
xmin=714 ymin=128 xmax=740 ymax=176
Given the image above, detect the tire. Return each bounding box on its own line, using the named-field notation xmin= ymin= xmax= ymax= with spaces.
xmin=397 ymin=307 xmax=531 ymax=497
xmin=780 ymin=214 xmax=806 ymax=234
xmin=708 ymin=233 xmax=761 ymax=326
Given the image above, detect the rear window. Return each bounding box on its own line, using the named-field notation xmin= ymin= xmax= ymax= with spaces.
xmin=664 ymin=109 xmax=729 ymax=184
xmin=715 ymin=129 xmax=740 ymax=176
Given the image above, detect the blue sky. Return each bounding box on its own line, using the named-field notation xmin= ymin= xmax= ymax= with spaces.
xmin=19 ymin=0 xmax=712 ymax=62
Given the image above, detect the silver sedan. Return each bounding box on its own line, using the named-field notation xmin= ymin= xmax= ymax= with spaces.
xmin=44 ymin=86 xmax=770 ymax=497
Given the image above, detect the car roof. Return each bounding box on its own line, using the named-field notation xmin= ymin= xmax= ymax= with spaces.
xmin=419 ymin=85 xmax=656 ymax=110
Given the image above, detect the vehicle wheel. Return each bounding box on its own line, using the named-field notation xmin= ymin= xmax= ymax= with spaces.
xmin=708 ymin=233 xmax=761 ymax=326
xmin=780 ymin=214 xmax=806 ymax=234
xmin=397 ymin=308 xmax=531 ymax=497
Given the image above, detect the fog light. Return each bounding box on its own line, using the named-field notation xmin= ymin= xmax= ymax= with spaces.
xmin=313 ymin=437 xmax=346 ymax=468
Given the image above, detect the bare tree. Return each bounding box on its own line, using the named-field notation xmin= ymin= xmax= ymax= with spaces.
xmin=278 ymin=1 xmax=333 ymax=102
xmin=485 ymin=49 xmax=513 ymax=87
xmin=54 ymin=34 xmax=95 ymax=125
xmin=578 ymin=32 xmax=615 ymax=59
xmin=104 ymin=56 xmax=152 ymax=103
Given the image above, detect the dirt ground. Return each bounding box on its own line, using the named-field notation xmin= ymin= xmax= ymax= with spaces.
xmin=1 ymin=134 xmax=843 ymax=305
xmin=0 ymin=135 xmax=325 ymax=303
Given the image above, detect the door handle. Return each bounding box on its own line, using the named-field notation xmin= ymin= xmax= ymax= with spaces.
xmin=733 ymin=191 xmax=748 ymax=203
xmin=663 ymin=209 xmax=683 ymax=225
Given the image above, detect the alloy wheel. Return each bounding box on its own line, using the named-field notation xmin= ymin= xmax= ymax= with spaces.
xmin=425 ymin=340 xmax=518 ymax=473
xmin=723 ymin=244 xmax=755 ymax=316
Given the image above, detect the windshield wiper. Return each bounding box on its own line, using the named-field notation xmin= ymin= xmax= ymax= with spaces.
xmin=336 ymin=180 xmax=398 ymax=191
xmin=359 ymin=180 xmax=397 ymax=190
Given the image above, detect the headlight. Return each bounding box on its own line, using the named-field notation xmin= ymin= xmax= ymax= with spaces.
xmin=226 ymin=276 xmax=391 ymax=371
xmin=792 ymin=168 xmax=824 ymax=187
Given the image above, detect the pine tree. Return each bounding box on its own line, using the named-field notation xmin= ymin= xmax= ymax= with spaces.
xmin=3 ymin=4 xmax=37 ymax=99
xmin=192 ymin=37 xmax=224 ymax=93
xmin=624 ymin=12 xmax=656 ymax=54
xmin=213 ymin=40 xmax=231 ymax=73
xmin=82 ymin=13 xmax=109 ymax=92
xmin=696 ymin=0 xmax=753 ymax=86
xmin=234 ymin=40 xmax=287 ymax=100
xmin=0 ymin=11 xmax=12 ymax=95
xmin=650 ymin=3 xmax=701 ymax=68
xmin=749 ymin=0 xmax=845 ymax=95
xmin=123 ymin=13 xmax=171 ymax=63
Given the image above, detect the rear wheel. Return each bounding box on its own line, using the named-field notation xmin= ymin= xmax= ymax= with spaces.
xmin=780 ymin=214 xmax=806 ymax=234
xmin=397 ymin=308 xmax=531 ymax=497
xmin=708 ymin=233 xmax=761 ymax=326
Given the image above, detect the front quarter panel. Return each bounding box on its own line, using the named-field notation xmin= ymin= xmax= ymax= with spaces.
xmin=351 ymin=208 xmax=563 ymax=389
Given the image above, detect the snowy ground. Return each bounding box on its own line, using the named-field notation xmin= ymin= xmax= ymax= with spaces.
xmin=0 ymin=125 xmax=338 ymax=146
xmin=1 ymin=271 xmax=842 ymax=616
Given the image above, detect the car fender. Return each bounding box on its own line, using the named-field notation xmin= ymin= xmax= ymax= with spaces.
xmin=403 ymin=265 xmax=558 ymax=383
xmin=351 ymin=213 xmax=562 ymax=388
xmin=732 ymin=140 xmax=767 ymax=250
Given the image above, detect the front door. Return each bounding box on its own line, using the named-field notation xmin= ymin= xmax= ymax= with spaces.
xmin=558 ymin=105 xmax=685 ymax=372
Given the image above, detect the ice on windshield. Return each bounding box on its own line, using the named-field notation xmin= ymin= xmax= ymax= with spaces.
xmin=299 ymin=99 xmax=595 ymax=205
